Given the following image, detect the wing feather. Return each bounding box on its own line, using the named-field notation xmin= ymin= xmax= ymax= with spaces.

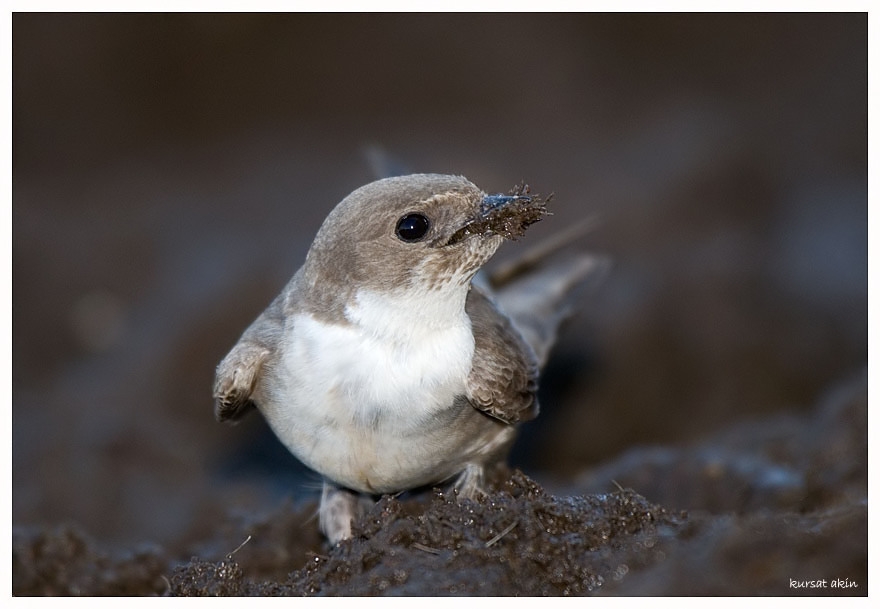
xmin=464 ymin=286 xmax=539 ymax=424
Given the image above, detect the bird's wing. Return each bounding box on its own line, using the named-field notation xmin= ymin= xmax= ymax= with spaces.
xmin=464 ymin=285 xmax=539 ymax=425
xmin=491 ymin=252 xmax=608 ymax=369
xmin=213 ymin=286 xmax=288 ymax=423
xmin=477 ymin=215 xmax=608 ymax=369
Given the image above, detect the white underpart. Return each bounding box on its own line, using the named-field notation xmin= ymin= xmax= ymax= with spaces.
xmin=341 ymin=287 xmax=475 ymax=418
xmin=269 ymin=285 xmax=477 ymax=493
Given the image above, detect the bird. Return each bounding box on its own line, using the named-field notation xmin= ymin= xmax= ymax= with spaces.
xmin=213 ymin=173 xmax=603 ymax=544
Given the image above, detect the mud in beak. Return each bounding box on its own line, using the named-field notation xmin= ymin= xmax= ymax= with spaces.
xmin=446 ymin=188 xmax=550 ymax=246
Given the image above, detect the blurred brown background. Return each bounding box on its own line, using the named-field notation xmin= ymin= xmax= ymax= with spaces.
xmin=13 ymin=13 xmax=866 ymax=552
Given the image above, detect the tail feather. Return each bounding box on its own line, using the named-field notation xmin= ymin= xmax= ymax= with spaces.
xmin=488 ymin=217 xmax=600 ymax=289
xmin=492 ymin=253 xmax=609 ymax=368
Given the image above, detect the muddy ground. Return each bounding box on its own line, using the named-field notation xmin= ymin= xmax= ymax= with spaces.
xmin=12 ymin=14 xmax=867 ymax=596
xmin=12 ymin=369 xmax=867 ymax=595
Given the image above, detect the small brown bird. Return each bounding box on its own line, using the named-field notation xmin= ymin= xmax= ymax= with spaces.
xmin=214 ymin=174 xmax=601 ymax=543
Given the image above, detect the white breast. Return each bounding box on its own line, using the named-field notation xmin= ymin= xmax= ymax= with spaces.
xmin=288 ymin=304 xmax=474 ymax=423
xmin=261 ymin=287 xmax=478 ymax=492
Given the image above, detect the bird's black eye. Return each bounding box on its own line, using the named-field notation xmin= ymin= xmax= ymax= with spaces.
xmin=395 ymin=213 xmax=431 ymax=242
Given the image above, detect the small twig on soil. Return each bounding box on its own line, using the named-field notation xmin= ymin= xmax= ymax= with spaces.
xmin=412 ymin=542 xmax=443 ymax=555
xmin=484 ymin=521 xmax=519 ymax=548
xmin=227 ymin=534 xmax=252 ymax=559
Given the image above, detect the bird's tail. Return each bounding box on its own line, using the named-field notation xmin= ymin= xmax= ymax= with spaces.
xmin=479 ymin=218 xmax=609 ymax=368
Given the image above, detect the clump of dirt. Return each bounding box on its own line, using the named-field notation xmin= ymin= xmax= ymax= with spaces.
xmin=170 ymin=556 xmax=247 ymax=596
xmin=448 ymin=183 xmax=550 ymax=245
xmin=170 ymin=471 xmax=683 ymax=596
xmin=12 ymin=525 xmax=168 ymax=596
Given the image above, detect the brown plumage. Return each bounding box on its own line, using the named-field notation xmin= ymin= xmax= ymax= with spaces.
xmin=213 ymin=174 xmax=602 ymax=544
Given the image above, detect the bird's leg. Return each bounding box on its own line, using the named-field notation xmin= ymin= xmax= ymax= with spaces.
xmin=320 ymin=482 xmax=373 ymax=544
xmin=452 ymin=463 xmax=488 ymax=499
xmin=451 ymin=427 xmax=516 ymax=499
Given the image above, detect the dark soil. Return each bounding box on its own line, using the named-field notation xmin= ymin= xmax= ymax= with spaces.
xmin=13 ymin=370 xmax=866 ymax=596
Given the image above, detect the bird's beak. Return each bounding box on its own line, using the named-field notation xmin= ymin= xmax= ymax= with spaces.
xmin=445 ymin=191 xmax=548 ymax=246
xmin=479 ymin=194 xmax=532 ymax=216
